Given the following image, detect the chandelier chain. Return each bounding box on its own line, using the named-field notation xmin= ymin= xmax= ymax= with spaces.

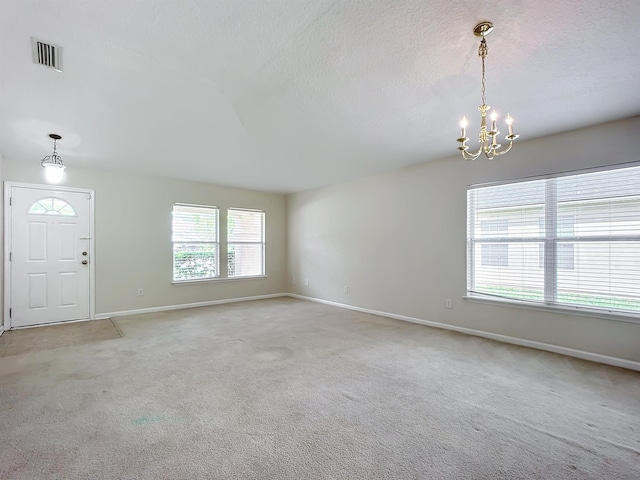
xmin=479 ymin=38 xmax=488 ymax=107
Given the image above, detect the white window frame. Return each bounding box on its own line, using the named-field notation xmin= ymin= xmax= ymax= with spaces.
xmin=172 ymin=203 xmax=219 ymax=282
xmin=466 ymin=162 xmax=640 ymax=322
xmin=227 ymin=207 xmax=266 ymax=279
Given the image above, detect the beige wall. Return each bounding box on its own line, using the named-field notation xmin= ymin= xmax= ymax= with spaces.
xmin=2 ymin=160 xmax=287 ymax=316
xmin=287 ymin=116 xmax=640 ymax=363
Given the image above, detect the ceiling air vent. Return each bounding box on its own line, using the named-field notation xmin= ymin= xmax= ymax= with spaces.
xmin=31 ymin=37 xmax=62 ymax=72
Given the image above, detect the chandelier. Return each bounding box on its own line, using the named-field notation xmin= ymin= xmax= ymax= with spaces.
xmin=41 ymin=133 xmax=66 ymax=183
xmin=457 ymin=21 xmax=518 ymax=160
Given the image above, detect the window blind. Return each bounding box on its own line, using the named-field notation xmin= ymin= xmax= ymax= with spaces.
xmin=227 ymin=208 xmax=265 ymax=277
xmin=172 ymin=204 xmax=219 ymax=281
xmin=467 ymin=164 xmax=640 ymax=315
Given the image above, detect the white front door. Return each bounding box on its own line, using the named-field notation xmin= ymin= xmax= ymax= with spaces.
xmin=9 ymin=185 xmax=92 ymax=328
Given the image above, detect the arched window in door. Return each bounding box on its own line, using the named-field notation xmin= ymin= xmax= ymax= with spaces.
xmin=27 ymin=197 xmax=77 ymax=216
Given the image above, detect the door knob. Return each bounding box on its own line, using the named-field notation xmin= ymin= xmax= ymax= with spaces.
xmin=82 ymin=260 xmax=88 ymax=265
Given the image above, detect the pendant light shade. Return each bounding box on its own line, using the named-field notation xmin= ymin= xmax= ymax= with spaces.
xmin=41 ymin=133 xmax=66 ymax=183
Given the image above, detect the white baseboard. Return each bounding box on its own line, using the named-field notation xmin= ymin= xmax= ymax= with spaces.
xmin=287 ymin=293 xmax=640 ymax=372
xmin=95 ymin=293 xmax=288 ymax=320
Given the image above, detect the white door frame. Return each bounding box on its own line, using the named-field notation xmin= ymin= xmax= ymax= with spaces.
xmin=3 ymin=181 xmax=96 ymax=330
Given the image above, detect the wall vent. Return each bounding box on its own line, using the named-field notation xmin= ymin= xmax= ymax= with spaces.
xmin=31 ymin=37 xmax=63 ymax=72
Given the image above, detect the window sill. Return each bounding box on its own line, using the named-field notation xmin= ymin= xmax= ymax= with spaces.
xmin=172 ymin=275 xmax=267 ymax=286
xmin=463 ymin=294 xmax=640 ymax=325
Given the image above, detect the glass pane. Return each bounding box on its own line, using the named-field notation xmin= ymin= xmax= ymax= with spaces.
xmin=228 ymin=244 xmax=263 ymax=277
xmin=557 ymin=241 xmax=640 ymax=312
xmin=29 ymin=203 xmax=48 ymax=215
xmin=473 ymin=241 xmax=544 ymax=301
xmin=473 ymin=179 xmax=546 ymax=209
xmin=557 ymin=165 xmax=640 ymax=202
xmin=557 ymin=242 xmax=575 ymax=270
xmin=481 ymin=244 xmax=508 ymax=267
xmin=228 ymin=209 xmax=264 ymax=242
xmin=41 ymin=198 xmax=53 ymax=210
xmin=173 ymin=205 xmax=218 ymax=242
xmin=471 ymin=180 xmax=545 ymax=240
xmin=474 ymin=207 xmax=545 ymax=240
xmin=173 ymin=243 xmax=218 ymax=280
xmin=558 ymin=197 xmax=640 ymax=238
xmin=59 ymin=204 xmax=75 ymax=215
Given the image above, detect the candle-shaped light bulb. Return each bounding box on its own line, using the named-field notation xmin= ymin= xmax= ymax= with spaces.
xmin=460 ymin=116 xmax=468 ymax=138
xmin=505 ymin=113 xmax=514 ymax=136
xmin=490 ymin=110 xmax=498 ymax=133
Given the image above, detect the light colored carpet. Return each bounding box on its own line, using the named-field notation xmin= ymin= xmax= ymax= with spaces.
xmin=0 ymin=297 xmax=638 ymax=479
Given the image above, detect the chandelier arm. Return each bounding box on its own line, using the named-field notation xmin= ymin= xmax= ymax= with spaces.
xmin=461 ymin=145 xmax=483 ymax=161
xmin=488 ymin=141 xmax=514 ymax=157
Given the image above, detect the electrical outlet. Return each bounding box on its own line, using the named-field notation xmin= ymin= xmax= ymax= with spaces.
xmin=445 ymin=298 xmax=452 ymax=309
xmin=138 ymin=289 xmax=144 ymax=296
xmin=304 ymin=279 xmax=309 ymax=286
xmin=343 ymin=285 xmax=349 ymax=293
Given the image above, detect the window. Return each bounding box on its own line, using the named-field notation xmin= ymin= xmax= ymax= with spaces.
xmin=467 ymin=164 xmax=640 ymax=315
xmin=172 ymin=204 xmax=219 ymax=281
xmin=28 ymin=197 xmax=76 ymax=216
xmin=227 ymin=208 xmax=265 ymax=277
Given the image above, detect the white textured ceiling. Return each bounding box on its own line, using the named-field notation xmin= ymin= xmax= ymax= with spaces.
xmin=1 ymin=0 xmax=639 ymax=193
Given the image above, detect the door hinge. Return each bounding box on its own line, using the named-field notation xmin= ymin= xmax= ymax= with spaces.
xmin=9 ymin=252 xmax=11 ymax=262
xmin=9 ymin=308 xmax=11 ymax=318
xmin=9 ymin=196 xmax=12 ymax=206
